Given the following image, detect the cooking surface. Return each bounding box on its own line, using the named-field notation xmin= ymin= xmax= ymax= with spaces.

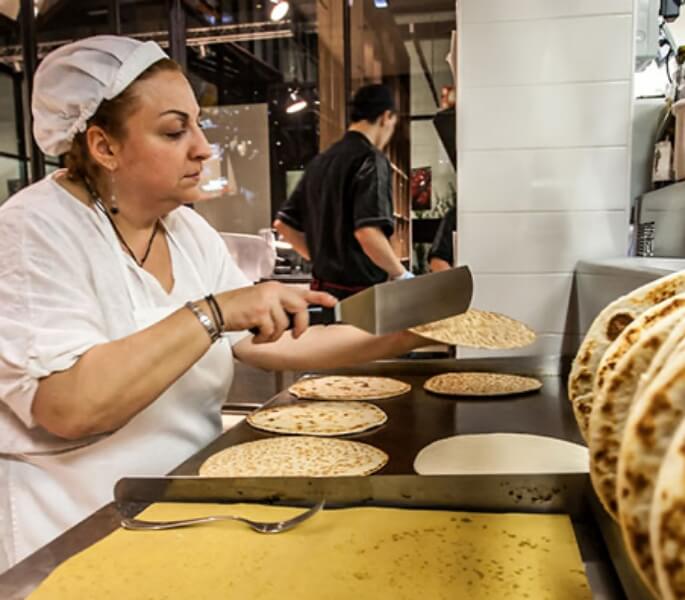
xmin=26 ymin=503 xmax=591 ymax=600
xmin=0 ymin=357 xmax=595 ymax=599
xmin=178 ymin=357 xmax=582 ymax=477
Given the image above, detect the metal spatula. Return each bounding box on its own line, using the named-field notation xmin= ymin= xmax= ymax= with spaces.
xmin=307 ymin=265 xmax=473 ymax=335
xmin=249 ymin=266 xmax=473 ymax=337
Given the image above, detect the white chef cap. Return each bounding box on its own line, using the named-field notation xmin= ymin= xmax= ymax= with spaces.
xmin=32 ymin=35 xmax=169 ymax=156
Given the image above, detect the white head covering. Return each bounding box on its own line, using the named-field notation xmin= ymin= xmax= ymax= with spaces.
xmin=32 ymin=35 xmax=169 ymax=156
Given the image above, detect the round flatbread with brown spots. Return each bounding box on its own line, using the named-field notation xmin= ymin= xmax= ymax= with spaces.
xmin=410 ymin=309 xmax=536 ymax=350
xmin=651 ymin=416 xmax=685 ymax=600
xmin=589 ymin=308 xmax=685 ymax=520
xmin=616 ymin=350 xmax=685 ymax=597
xmin=424 ymin=372 xmax=542 ymax=397
xmin=246 ymin=401 xmax=387 ymax=436
xmin=198 ymin=436 xmax=388 ymax=477
xmin=635 ymin=317 xmax=685 ymax=400
xmin=568 ymin=271 xmax=685 ymax=441
xmin=288 ymin=375 xmax=410 ymax=401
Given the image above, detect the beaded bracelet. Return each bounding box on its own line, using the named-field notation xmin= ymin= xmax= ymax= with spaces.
xmin=185 ymin=301 xmax=221 ymax=343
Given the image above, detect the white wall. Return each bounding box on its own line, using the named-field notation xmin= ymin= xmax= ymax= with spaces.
xmin=457 ymin=0 xmax=634 ymax=358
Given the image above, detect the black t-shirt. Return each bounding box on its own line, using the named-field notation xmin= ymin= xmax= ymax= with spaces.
xmin=428 ymin=206 xmax=456 ymax=265
xmin=276 ymin=131 xmax=394 ymax=287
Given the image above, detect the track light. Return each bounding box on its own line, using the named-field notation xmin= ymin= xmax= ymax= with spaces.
xmin=285 ymin=90 xmax=307 ymax=114
xmin=269 ymin=0 xmax=289 ymax=21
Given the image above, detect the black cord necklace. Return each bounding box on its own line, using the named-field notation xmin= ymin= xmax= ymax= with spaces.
xmin=102 ymin=208 xmax=159 ymax=268
xmin=85 ymin=179 xmax=159 ymax=268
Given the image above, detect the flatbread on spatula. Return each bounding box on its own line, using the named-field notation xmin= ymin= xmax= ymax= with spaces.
xmin=288 ymin=375 xmax=410 ymax=401
xmin=198 ymin=436 xmax=388 ymax=477
xmin=616 ymin=351 xmax=685 ymax=597
xmin=247 ymin=401 xmax=387 ymax=436
xmin=650 ymin=417 xmax=685 ymax=600
xmin=410 ymin=309 xmax=536 ymax=350
xmin=424 ymin=372 xmax=542 ymax=397
xmin=588 ymin=308 xmax=685 ymax=520
xmin=568 ymin=271 xmax=685 ymax=441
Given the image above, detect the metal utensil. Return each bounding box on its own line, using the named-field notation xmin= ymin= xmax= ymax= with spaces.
xmin=250 ymin=265 xmax=473 ymax=336
xmin=310 ymin=265 xmax=473 ymax=334
xmin=120 ymin=499 xmax=325 ymax=533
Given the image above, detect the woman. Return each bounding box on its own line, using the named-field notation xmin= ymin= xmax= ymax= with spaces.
xmin=0 ymin=36 xmax=425 ymax=570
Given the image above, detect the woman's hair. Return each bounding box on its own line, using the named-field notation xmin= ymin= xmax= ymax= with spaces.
xmin=65 ymin=58 xmax=182 ymax=188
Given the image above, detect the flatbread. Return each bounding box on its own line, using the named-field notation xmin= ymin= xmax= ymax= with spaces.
xmin=635 ymin=317 xmax=685 ymax=400
xmin=424 ymin=372 xmax=542 ymax=397
xmin=246 ymin=401 xmax=387 ymax=436
xmin=588 ymin=308 xmax=685 ymax=520
xmin=414 ymin=433 xmax=589 ymax=475
xmin=568 ymin=271 xmax=685 ymax=440
xmin=410 ymin=309 xmax=536 ymax=349
xmin=650 ymin=417 xmax=685 ymax=600
xmin=593 ymin=295 xmax=685 ymax=408
xmin=616 ymin=352 xmax=685 ymax=596
xmin=288 ymin=375 xmax=410 ymax=401
xmin=198 ymin=436 xmax=388 ymax=477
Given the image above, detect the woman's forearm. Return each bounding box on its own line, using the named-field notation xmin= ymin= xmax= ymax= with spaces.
xmin=32 ymin=283 xmax=336 ymax=440
xmin=234 ymin=325 xmax=428 ymax=372
xmin=33 ymin=301 xmax=215 ymax=440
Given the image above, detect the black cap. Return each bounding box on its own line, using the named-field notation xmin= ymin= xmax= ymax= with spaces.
xmin=350 ymin=84 xmax=396 ymax=123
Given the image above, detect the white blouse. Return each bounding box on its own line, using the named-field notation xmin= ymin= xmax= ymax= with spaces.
xmin=0 ymin=171 xmax=252 ymax=455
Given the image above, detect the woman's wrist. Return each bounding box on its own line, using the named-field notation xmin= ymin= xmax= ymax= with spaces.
xmin=185 ymin=300 xmax=221 ymax=342
xmin=205 ymin=294 xmax=225 ymax=331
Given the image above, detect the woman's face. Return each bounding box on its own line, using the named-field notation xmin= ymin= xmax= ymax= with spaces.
xmin=112 ymin=70 xmax=212 ymax=210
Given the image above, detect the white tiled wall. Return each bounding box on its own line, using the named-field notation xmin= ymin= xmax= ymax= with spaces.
xmin=461 ymin=82 xmax=631 ymax=149
xmin=458 ymin=212 xmax=629 ymax=273
xmin=460 ymin=148 xmax=629 ymax=213
xmin=462 ymin=0 xmax=633 ymax=23
xmin=461 ymin=16 xmax=633 ymax=86
xmin=457 ymin=0 xmax=634 ymax=358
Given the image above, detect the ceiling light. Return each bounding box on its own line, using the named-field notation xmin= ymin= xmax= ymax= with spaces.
xmin=285 ymin=90 xmax=307 ymax=114
xmin=269 ymin=0 xmax=289 ymax=22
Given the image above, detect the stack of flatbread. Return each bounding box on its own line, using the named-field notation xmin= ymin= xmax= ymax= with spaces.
xmin=568 ymin=271 xmax=685 ymax=598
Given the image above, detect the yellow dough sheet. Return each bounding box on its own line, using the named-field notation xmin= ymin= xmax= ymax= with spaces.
xmin=29 ymin=503 xmax=591 ymax=600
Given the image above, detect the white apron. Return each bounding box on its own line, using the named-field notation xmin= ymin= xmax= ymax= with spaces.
xmin=2 ymin=219 xmax=234 ymax=567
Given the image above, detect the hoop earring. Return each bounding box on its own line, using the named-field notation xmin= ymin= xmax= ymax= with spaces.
xmin=110 ymin=173 xmax=119 ymax=215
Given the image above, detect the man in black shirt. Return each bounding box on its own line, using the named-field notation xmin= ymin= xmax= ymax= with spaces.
xmin=428 ymin=206 xmax=456 ymax=272
xmin=273 ymin=84 xmax=413 ymax=299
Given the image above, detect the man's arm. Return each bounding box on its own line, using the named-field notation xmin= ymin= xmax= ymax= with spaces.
xmin=354 ymin=226 xmax=408 ymax=279
xmin=429 ymin=257 xmax=451 ymax=272
xmin=273 ymin=218 xmax=311 ymax=261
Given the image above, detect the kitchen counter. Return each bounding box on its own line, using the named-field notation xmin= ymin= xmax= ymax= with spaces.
xmin=571 ymin=257 xmax=685 ymax=349
xmin=577 ymin=256 xmax=685 ymax=277
xmin=0 ymin=356 xmax=596 ymax=599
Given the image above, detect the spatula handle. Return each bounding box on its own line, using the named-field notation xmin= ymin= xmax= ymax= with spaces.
xmin=248 ymin=305 xmax=336 ymax=335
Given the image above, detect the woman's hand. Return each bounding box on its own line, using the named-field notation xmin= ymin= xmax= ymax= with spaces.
xmin=215 ymin=282 xmax=337 ymax=343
